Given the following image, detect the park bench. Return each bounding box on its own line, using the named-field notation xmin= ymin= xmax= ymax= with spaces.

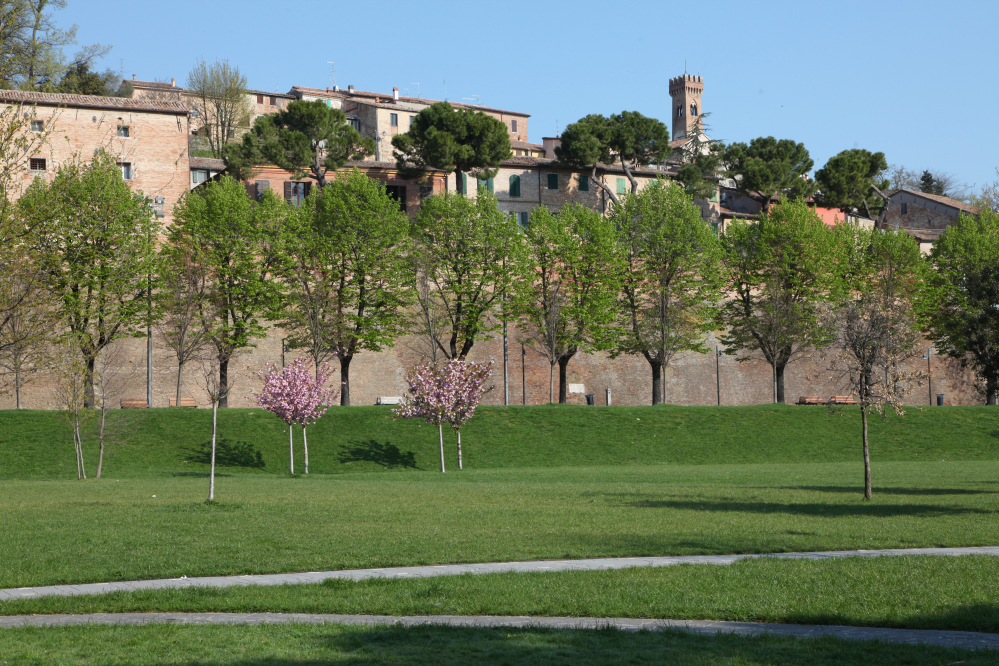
xmin=120 ymin=398 xmax=148 ymax=409
xmin=796 ymin=396 xmax=824 ymax=405
xmin=830 ymin=395 xmax=857 ymax=405
xmin=169 ymin=398 xmax=198 ymax=408
xmin=376 ymin=397 xmax=403 ymax=405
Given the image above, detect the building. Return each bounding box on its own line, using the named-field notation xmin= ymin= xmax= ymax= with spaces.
xmin=883 ymin=189 xmax=979 ymax=251
xmin=0 ymin=88 xmax=190 ymax=226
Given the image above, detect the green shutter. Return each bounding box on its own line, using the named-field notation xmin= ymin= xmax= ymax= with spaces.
xmin=547 ymin=173 xmax=558 ymax=190
xmin=488 ymin=177 xmax=494 ymax=193
xmin=616 ymin=178 xmax=626 ymax=194
xmin=509 ymin=174 xmax=521 ymax=197
xmin=461 ymin=172 xmax=468 ymax=194
xmin=578 ymin=175 xmax=588 ymax=191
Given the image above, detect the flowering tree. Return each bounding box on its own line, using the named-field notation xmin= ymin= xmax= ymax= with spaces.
xmin=394 ymin=359 xmax=492 ymax=472
xmin=444 ymin=360 xmax=492 ymax=470
xmin=257 ymin=357 xmax=338 ymax=474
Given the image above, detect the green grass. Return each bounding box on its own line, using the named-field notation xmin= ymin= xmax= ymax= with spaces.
xmin=4 ymin=556 xmax=999 ymax=634
xmin=1 ymin=404 xmax=997 ymax=479
xmin=2 ymin=462 xmax=997 ymax=588
xmin=0 ymin=623 xmax=995 ymax=665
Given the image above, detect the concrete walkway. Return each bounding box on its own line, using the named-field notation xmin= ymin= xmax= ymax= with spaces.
xmin=2 ymin=546 xmax=997 ymax=602
xmin=1 ymin=612 xmax=997 ymax=651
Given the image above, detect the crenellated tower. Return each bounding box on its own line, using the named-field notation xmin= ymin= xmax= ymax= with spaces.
xmin=668 ymin=74 xmax=703 ymax=140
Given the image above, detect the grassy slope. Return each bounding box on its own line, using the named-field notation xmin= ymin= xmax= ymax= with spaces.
xmin=2 ymin=623 xmax=994 ymax=666
xmin=2 ymin=462 xmax=997 ymax=588
xmin=1 ymin=404 xmax=997 ymax=478
xmin=4 ymin=556 xmax=999 ymax=634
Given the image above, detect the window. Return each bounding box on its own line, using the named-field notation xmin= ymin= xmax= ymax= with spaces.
xmin=578 ymin=175 xmax=589 ymax=192
xmin=385 ymin=185 xmax=407 ymax=213
xmin=690 ymin=102 xmax=698 ymax=116
xmin=410 ymin=115 xmax=416 ymax=126
xmin=191 ymin=108 xmax=199 ymax=119
xmin=256 ymin=94 xmax=263 ymax=104
xmin=118 ymin=162 xmax=132 ymax=180
xmin=616 ymin=177 xmax=626 ymax=194
xmin=30 ymin=120 xmax=43 ymax=132
xmin=29 ymin=157 xmax=45 ymax=171
xmin=117 ymin=125 xmax=130 ymax=138
xmin=477 ymin=177 xmax=493 ymax=193
xmin=511 ymin=119 xmax=518 ymax=133
xmin=509 ymin=174 xmax=521 ymax=197
xmin=191 ymin=170 xmax=209 ymax=184
xmin=710 ymin=222 xmax=720 ymax=237
xmin=461 ymin=172 xmax=468 ymax=194
xmin=901 ymin=202 xmax=908 ymax=215
xmin=285 ymin=181 xmax=311 ymax=207
xmin=349 ymin=118 xmax=360 ymax=131
xmin=519 ymin=211 xmax=529 ymax=228
xmin=269 ymin=96 xmax=276 ymax=106
xmin=390 ymin=113 xmax=398 ymax=127
xmin=547 ymin=173 xmax=558 ymax=190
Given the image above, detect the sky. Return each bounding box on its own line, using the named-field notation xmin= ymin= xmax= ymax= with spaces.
xmin=61 ymin=0 xmax=997 ymax=195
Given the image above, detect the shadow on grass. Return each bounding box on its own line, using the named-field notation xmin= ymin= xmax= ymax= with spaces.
xmin=180 ymin=439 xmax=265 ymax=469
xmin=772 ymin=486 xmax=999 ymax=496
xmin=608 ymin=495 xmax=994 ymax=518
xmin=170 ymin=472 xmax=233 ymax=478
xmin=338 ymin=440 xmax=419 ymax=470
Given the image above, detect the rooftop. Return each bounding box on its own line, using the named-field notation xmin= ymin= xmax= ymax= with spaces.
xmin=190 ymin=157 xmax=225 ymax=170
xmin=895 ymin=189 xmax=980 ymax=215
xmin=0 ymin=89 xmax=189 ymax=114
xmin=290 ymin=85 xmax=530 ymax=117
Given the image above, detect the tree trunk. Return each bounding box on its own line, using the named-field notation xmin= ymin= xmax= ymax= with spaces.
xmin=84 ymin=356 xmax=96 ymax=409
xmin=987 ymin=374 xmax=997 ymax=405
xmin=340 ymin=354 xmax=352 ymax=406
xmin=288 ymin=424 xmax=295 ymax=475
xmin=219 ymin=358 xmax=229 ymax=408
xmin=176 ymin=359 xmax=185 ymax=408
xmin=456 ymin=430 xmax=462 ymax=470
xmin=438 ymin=424 xmax=446 ymax=473
xmin=303 ymin=426 xmax=309 ymax=474
xmin=76 ymin=420 xmax=86 ymax=480
xmin=96 ymin=410 xmax=105 ymax=479
xmin=14 ymin=364 xmax=21 ymax=409
xmin=861 ymin=403 xmax=872 ymax=500
xmin=650 ymin=360 xmax=663 ymax=405
xmin=775 ymin=363 xmax=787 ymax=404
xmin=557 ymin=350 xmax=576 ymax=404
xmin=209 ymin=400 xmax=217 ymax=501
xmin=549 ymin=363 xmax=555 ymax=404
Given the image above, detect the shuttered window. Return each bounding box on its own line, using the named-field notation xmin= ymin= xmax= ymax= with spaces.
xmin=385 ymin=185 xmax=407 ymax=213
xmin=461 ymin=172 xmax=468 ymax=194
xmin=509 ymin=174 xmax=521 ymax=197
xmin=390 ymin=113 xmax=398 ymax=127
xmin=547 ymin=173 xmax=558 ymax=190
xmin=477 ymin=177 xmax=493 ymax=193
xmin=256 ymin=94 xmax=263 ymax=104
xmin=511 ymin=119 xmax=518 ymax=133
xmin=519 ymin=211 xmax=529 ymax=227
xmin=284 ymin=181 xmax=311 ymax=207
xmin=616 ymin=178 xmax=626 ymax=194
xmin=578 ymin=175 xmax=588 ymax=191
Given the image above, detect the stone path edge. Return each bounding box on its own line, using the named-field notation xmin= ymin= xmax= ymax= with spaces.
xmin=1 ymin=612 xmax=997 ymax=651
xmin=2 ymin=546 xmax=997 ymax=602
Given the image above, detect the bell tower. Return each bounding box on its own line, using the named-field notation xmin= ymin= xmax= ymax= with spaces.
xmin=668 ymin=74 xmax=703 ymax=140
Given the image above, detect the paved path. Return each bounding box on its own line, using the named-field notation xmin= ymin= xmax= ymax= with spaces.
xmin=1 ymin=612 xmax=997 ymax=651
xmin=2 ymin=546 xmax=997 ymax=602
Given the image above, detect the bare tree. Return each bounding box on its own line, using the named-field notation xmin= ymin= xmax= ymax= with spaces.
xmin=406 ymin=246 xmax=451 ymax=367
xmin=51 ymin=340 xmax=90 ymax=479
xmin=199 ymin=353 xmax=234 ymax=502
xmin=0 ymin=274 xmax=53 ymax=407
xmin=186 ymin=59 xmax=252 ymax=159
xmin=520 ymin=282 xmax=569 ymax=403
xmin=90 ymin=339 xmax=142 ymax=478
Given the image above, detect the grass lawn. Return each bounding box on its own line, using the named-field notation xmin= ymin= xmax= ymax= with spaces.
xmin=4 ymin=555 xmax=999 ymax=635
xmin=1 ymin=462 xmax=997 ymax=588
xmin=1 ymin=404 xmax=997 ymax=479
xmin=0 ymin=623 xmax=995 ymax=665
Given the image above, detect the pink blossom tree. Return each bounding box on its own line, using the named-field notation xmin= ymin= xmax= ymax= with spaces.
xmin=394 ymin=360 xmax=492 ymax=472
xmin=257 ymin=357 xmax=338 ymax=474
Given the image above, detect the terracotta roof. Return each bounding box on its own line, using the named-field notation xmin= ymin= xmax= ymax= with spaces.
xmin=190 ymin=157 xmax=225 ymax=170
xmin=128 ymin=79 xmax=179 ymax=90
xmin=290 ymin=85 xmax=530 ymax=117
xmin=669 ymin=137 xmax=694 ymax=149
xmin=894 ymin=189 xmax=980 ymax=215
xmin=901 ymin=227 xmax=945 ymax=242
xmin=0 ymin=89 xmax=189 ymax=114
xmin=246 ymin=89 xmax=295 ymax=99
xmin=511 ymin=140 xmax=544 ymax=151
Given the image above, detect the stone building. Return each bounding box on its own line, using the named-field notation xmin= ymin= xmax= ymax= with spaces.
xmin=883 ymin=189 xmax=980 ymax=253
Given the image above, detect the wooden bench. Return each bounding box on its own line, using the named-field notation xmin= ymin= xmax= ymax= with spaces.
xmin=830 ymin=395 xmax=857 ymax=405
xmin=169 ymin=398 xmax=198 ymax=408
xmin=796 ymin=396 xmax=824 ymax=405
xmin=120 ymin=399 xmax=149 ymax=409
xmin=376 ymin=397 xmax=403 ymax=405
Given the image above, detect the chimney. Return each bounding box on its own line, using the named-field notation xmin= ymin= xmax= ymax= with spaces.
xmin=171 ymin=77 xmax=175 ymax=87
xmin=542 ymin=137 xmax=562 ymax=160
xmin=132 ymin=74 xmax=136 ymax=81
xmin=393 ymin=86 xmax=399 ymax=102
xmin=348 ymin=85 xmax=354 ymax=93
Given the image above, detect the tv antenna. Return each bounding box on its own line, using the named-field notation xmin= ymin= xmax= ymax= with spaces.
xmin=412 ymin=82 xmax=420 ymax=98
xmin=326 ymin=61 xmax=337 ymax=89
xmin=462 ymin=94 xmax=480 ymax=105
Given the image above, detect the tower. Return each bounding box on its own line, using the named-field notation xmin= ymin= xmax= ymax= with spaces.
xmin=668 ymin=74 xmax=703 ymax=140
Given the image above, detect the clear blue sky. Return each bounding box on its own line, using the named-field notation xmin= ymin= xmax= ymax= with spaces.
xmin=64 ymin=0 xmax=996 ymax=194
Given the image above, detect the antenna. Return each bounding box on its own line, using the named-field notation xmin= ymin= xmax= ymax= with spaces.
xmin=556 ymin=120 xmax=559 ymax=137
xmin=412 ymin=82 xmax=420 ymax=98
xmin=462 ymin=94 xmax=480 ymax=105
xmin=326 ymin=62 xmax=337 ymax=89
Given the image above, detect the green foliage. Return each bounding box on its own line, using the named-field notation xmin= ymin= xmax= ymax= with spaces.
xmin=925 ymin=209 xmax=999 ymax=404
xmin=719 ymin=200 xmax=840 ymax=402
xmin=555 ymin=111 xmax=670 ymax=202
xmin=391 ymin=102 xmax=511 ymax=193
xmin=19 ymin=150 xmax=159 ymax=403
xmin=724 ymin=137 xmax=814 ymax=208
xmin=53 ymin=59 xmax=119 ymax=96
xmin=814 ymin=148 xmax=888 ymax=217
xmin=225 ymin=100 xmax=374 ymax=187
xmin=919 ymin=169 xmax=945 ymax=196
xmin=279 ymin=169 xmax=412 ymax=405
xmin=519 ymin=204 xmax=621 ymax=401
xmin=168 ymin=176 xmax=286 ymax=404
xmin=411 ymin=189 xmax=525 ymax=359
xmin=185 ymin=58 xmax=252 ymax=160
xmin=612 ymin=179 xmax=723 ymax=404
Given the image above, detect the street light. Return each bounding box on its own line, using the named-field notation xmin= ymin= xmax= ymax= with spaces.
xmin=715 ymin=347 xmax=722 ymax=406
xmin=922 ymin=349 xmax=932 ymax=405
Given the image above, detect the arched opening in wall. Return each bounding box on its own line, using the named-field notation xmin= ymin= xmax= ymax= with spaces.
xmin=690 ymin=102 xmax=698 ymax=116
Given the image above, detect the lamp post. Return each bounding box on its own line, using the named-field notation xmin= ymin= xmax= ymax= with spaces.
xmin=923 ymin=349 xmax=932 ymax=405
xmin=716 ymin=347 xmax=722 ymax=406
xmin=521 ymin=343 xmax=526 ymax=405
xmin=281 ymin=338 xmax=289 ymax=368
